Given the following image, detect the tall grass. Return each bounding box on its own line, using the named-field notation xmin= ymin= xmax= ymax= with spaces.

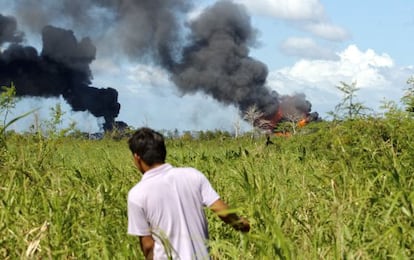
xmin=1 ymin=116 xmax=414 ymax=259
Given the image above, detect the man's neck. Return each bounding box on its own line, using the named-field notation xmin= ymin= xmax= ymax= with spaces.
xmin=142 ymin=162 xmax=164 ymax=174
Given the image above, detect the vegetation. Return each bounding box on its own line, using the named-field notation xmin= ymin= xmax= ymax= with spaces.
xmin=402 ymin=76 xmax=414 ymax=113
xmin=329 ymin=81 xmax=371 ymax=120
xmin=1 ymin=80 xmax=414 ymax=259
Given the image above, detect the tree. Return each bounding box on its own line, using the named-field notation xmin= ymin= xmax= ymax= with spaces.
xmin=401 ymin=76 xmax=414 ymax=113
xmin=243 ymin=105 xmax=272 ymax=137
xmin=282 ymin=111 xmax=304 ymax=134
xmin=330 ymin=81 xmax=370 ymax=119
xmin=232 ymin=116 xmax=241 ymax=138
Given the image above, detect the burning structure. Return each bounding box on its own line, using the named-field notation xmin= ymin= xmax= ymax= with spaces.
xmin=265 ymin=95 xmax=320 ymax=130
xmin=0 ymin=0 xmax=319 ymax=132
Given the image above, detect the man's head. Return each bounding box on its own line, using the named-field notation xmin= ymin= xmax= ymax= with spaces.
xmin=128 ymin=127 xmax=166 ymax=172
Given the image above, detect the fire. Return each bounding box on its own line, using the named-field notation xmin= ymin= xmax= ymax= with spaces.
xmin=260 ymin=100 xmax=319 ymax=138
xmin=274 ymin=131 xmax=292 ymax=138
xmin=270 ymin=110 xmax=318 ymax=137
xmin=272 ymin=118 xmax=306 ymax=138
xmin=297 ymin=118 xmax=309 ymax=128
xmin=267 ymin=108 xmax=283 ymax=128
xmin=269 ymin=108 xmax=309 ymax=128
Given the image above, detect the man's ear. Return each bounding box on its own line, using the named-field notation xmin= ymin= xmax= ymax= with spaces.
xmin=133 ymin=153 xmax=140 ymax=161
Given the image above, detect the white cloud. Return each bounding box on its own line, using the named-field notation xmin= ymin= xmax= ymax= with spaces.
xmin=277 ymin=45 xmax=395 ymax=87
xmin=268 ymin=45 xmax=413 ymax=117
xmin=304 ymin=22 xmax=350 ymax=41
xmin=235 ymin=0 xmax=325 ymax=21
xmin=235 ymin=0 xmax=349 ymax=42
xmin=279 ymin=37 xmax=338 ymax=60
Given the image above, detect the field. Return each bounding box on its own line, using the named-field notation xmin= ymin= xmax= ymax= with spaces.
xmin=1 ymin=114 xmax=414 ymax=259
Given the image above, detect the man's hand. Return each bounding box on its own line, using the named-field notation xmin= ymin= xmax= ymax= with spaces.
xmin=232 ymin=216 xmax=250 ymax=233
xmin=209 ymin=199 xmax=250 ymax=233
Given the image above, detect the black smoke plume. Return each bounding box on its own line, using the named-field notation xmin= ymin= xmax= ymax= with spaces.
xmin=0 ymin=14 xmax=23 ymax=44
xmin=0 ymin=14 xmax=120 ymax=130
xmin=172 ymin=1 xmax=278 ymax=117
xmin=170 ymin=1 xmax=315 ymax=123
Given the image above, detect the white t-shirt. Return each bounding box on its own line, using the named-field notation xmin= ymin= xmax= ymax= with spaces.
xmin=127 ymin=163 xmax=220 ymax=260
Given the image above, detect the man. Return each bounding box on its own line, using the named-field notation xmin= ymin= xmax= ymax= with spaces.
xmin=127 ymin=127 xmax=250 ymax=260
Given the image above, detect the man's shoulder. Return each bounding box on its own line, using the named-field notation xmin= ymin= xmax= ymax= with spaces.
xmin=127 ymin=182 xmax=139 ymax=195
xmin=169 ymin=165 xmax=201 ymax=173
xmin=128 ymin=181 xmax=147 ymax=198
xmin=168 ymin=166 xmax=205 ymax=178
xmin=169 ymin=166 xmax=212 ymax=186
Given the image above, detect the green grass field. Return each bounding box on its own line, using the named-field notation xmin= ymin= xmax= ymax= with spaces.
xmin=1 ymin=116 xmax=414 ymax=259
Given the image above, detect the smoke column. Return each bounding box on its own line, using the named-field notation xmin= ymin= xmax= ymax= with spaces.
xmin=1 ymin=0 xmax=317 ymax=129
xmin=0 ymin=14 xmax=120 ymax=130
xmin=172 ymin=1 xmax=279 ymax=117
xmin=171 ymin=1 xmax=314 ymax=121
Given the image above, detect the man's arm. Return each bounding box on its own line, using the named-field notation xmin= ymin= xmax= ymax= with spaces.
xmin=209 ymin=199 xmax=250 ymax=232
xmin=139 ymin=235 xmax=155 ymax=260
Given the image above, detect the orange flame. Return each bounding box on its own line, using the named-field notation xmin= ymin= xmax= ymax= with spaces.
xmin=298 ymin=118 xmax=308 ymax=128
xmin=274 ymin=117 xmax=309 ymax=138
xmin=267 ymin=107 xmax=283 ymax=127
xmin=274 ymin=131 xmax=292 ymax=138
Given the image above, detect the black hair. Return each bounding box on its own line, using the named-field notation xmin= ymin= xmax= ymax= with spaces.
xmin=128 ymin=127 xmax=166 ymax=166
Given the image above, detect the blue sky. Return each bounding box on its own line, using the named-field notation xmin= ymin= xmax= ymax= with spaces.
xmin=247 ymin=0 xmax=414 ymax=69
xmin=2 ymin=0 xmax=414 ymax=133
xmin=323 ymin=0 xmax=414 ymax=67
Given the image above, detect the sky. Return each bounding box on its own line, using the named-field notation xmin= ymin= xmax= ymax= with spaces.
xmin=1 ymin=0 xmax=414 ymax=133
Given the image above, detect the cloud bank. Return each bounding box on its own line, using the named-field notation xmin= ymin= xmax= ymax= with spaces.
xmin=269 ymin=45 xmax=414 ymax=117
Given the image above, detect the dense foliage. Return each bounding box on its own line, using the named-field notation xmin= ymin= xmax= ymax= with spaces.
xmin=1 ymin=111 xmax=414 ymax=259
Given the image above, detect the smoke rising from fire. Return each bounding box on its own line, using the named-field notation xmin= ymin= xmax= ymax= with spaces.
xmin=0 ymin=15 xmax=120 ymax=130
xmin=1 ymin=0 xmax=317 ymax=130
xmin=172 ymin=1 xmax=279 ymax=118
